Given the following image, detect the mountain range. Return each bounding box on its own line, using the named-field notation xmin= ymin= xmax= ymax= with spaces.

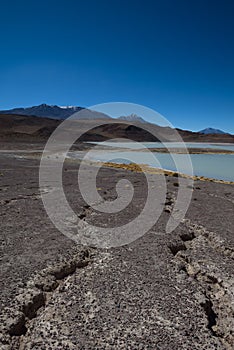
xmin=0 ymin=104 xmax=230 ymax=134
xmin=0 ymin=104 xmax=233 ymax=143
xmin=0 ymin=104 xmax=151 ymax=124
xmin=0 ymin=104 xmax=111 ymax=120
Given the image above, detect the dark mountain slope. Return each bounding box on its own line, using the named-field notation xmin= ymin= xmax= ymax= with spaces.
xmin=0 ymin=113 xmax=234 ymax=143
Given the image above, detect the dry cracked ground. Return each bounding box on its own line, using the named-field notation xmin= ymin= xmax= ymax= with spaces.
xmin=0 ymin=149 xmax=233 ymax=349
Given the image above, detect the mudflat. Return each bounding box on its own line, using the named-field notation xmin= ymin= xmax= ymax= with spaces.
xmin=0 ymin=144 xmax=233 ymax=349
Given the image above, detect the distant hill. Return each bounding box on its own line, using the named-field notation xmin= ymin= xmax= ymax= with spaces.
xmin=0 ymin=104 xmax=110 ymax=120
xmin=0 ymin=113 xmax=234 ymax=144
xmin=0 ymin=105 xmax=233 ymax=143
xmin=199 ymin=128 xmax=228 ymax=135
xmin=1 ymin=106 xmax=232 ymax=138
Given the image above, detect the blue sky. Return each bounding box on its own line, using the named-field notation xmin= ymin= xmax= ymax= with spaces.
xmin=0 ymin=0 xmax=234 ymax=133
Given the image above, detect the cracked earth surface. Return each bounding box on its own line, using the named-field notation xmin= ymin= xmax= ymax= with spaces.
xmin=0 ymin=151 xmax=233 ymax=349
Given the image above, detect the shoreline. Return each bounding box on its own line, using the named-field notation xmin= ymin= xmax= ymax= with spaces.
xmin=87 ymin=144 xmax=234 ymax=154
xmin=98 ymin=161 xmax=234 ymax=185
xmin=5 ymin=149 xmax=234 ymax=185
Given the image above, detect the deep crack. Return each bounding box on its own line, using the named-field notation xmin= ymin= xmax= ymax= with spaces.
xmin=0 ymin=248 xmax=92 ymax=349
xmin=201 ymin=298 xmax=218 ymax=337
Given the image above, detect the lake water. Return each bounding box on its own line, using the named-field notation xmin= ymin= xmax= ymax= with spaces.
xmin=79 ymin=142 xmax=234 ymax=182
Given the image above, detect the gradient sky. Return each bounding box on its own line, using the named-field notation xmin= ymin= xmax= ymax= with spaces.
xmin=1 ymin=0 xmax=234 ymax=133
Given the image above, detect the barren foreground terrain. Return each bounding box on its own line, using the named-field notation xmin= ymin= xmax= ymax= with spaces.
xmin=0 ymin=145 xmax=233 ymax=349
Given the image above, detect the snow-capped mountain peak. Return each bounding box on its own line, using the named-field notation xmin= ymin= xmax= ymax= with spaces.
xmin=117 ymin=113 xmax=147 ymax=123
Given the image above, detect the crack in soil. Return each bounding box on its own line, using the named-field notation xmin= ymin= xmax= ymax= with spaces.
xmin=182 ymin=218 xmax=234 ymax=259
xmin=0 ymin=193 xmax=41 ymax=205
xmin=0 ymin=248 xmax=93 ymax=349
xmin=201 ymin=298 xmax=218 ymax=337
xmin=167 ymin=218 xmax=234 ymax=349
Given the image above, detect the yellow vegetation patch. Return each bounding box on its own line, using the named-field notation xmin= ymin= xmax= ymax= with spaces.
xmin=99 ymin=161 xmax=234 ymax=185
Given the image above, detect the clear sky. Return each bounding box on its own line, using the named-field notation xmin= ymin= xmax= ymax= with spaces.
xmin=1 ymin=0 xmax=234 ymax=133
